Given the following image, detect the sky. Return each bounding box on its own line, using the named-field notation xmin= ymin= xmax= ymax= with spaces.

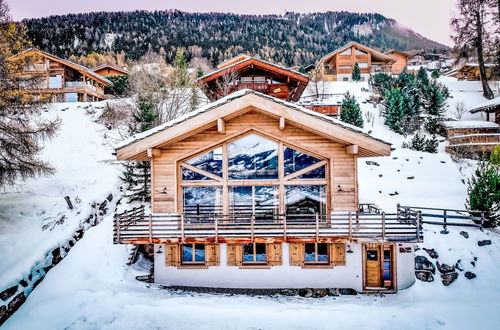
xmin=7 ymin=0 xmax=457 ymax=46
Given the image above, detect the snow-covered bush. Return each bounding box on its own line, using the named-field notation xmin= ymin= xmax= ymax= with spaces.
xmin=402 ymin=133 xmax=438 ymax=153
xmin=466 ymin=161 xmax=500 ymax=227
xmin=340 ymin=91 xmax=364 ymax=128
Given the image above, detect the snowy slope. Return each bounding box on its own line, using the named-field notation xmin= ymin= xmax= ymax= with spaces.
xmin=2 ymin=78 xmax=500 ymax=329
xmin=0 ymin=102 xmax=121 ymax=289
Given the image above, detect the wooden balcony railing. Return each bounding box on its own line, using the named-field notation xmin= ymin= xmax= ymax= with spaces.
xmin=448 ymin=133 xmax=500 ymax=146
xmin=113 ymin=206 xmax=422 ymax=244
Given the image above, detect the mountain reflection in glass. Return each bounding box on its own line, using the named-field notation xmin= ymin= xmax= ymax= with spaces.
xmin=228 ymin=134 xmax=278 ymax=179
xmin=285 ymin=185 xmax=326 ymax=214
xmin=183 ymin=186 xmax=222 ymax=215
xmin=185 ymin=147 xmax=223 ymax=177
xmin=284 ymin=147 xmax=322 ymax=176
xmin=297 ymin=165 xmax=326 ymax=179
xmin=230 ymin=186 xmax=278 ymax=215
xmin=182 ymin=167 xmax=212 ymax=181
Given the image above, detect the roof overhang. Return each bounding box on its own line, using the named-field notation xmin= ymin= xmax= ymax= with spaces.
xmin=116 ymin=90 xmax=391 ymax=161
xmin=318 ymin=42 xmax=395 ymax=66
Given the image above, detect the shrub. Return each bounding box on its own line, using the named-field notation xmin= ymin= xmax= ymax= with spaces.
xmin=402 ymin=133 xmax=438 ymax=153
xmin=352 ymin=62 xmax=361 ymax=81
xmin=105 ymin=75 xmax=129 ymax=96
xmin=466 ymin=161 xmax=500 ymax=227
xmin=431 ymin=70 xmax=440 ymax=79
xmin=490 ymin=145 xmax=500 ymax=165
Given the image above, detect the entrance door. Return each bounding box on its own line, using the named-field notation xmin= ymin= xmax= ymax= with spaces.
xmin=364 ymin=244 xmax=395 ymax=290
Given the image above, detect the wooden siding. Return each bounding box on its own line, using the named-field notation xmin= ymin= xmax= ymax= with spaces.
xmin=151 ymin=110 xmax=357 ymax=214
xmin=387 ymin=52 xmax=408 ymax=74
xmin=93 ymin=67 xmax=128 ymax=77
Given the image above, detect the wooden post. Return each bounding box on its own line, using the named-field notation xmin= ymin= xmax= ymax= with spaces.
xmin=381 ymin=212 xmax=386 ymax=241
xmin=148 ymin=214 xmax=153 ymax=243
xmin=283 ymin=214 xmax=287 ymax=240
xmin=416 ymin=211 xmax=421 ymax=242
xmin=180 ymin=213 xmax=185 ymax=243
xmin=315 ymin=213 xmax=319 ymax=242
xmin=348 ymin=212 xmax=353 ymax=240
xmin=115 ymin=215 xmax=120 ymax=243
xmin=214 ymin=214 xmax=219 ymax=243
xmin=442 ymin=209 xmax=449 ymax=234
xmin=251 ymin=214 xmax=255 ymax=242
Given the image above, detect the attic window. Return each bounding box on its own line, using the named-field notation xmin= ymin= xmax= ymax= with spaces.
xmin=340 ymin=48 xmax=352 ymax=55
xmin=356 ymin=49 xmax=368 ymax=55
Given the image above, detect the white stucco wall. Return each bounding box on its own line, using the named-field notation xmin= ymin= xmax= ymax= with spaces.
xmin=336 ymin=73 xmax=370 ymax=82
xmin=395 ymin=243 xmax=416 ymax=290
xmin=154 ymin=242 xmax=416 ymax=292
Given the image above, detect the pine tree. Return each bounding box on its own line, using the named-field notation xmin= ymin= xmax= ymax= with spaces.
xmin=466 ymin=161 xmax=500 ymax=227
xmin=382 ymin=88 xmax=407 ymax=134
xmin=352 ymin=62 xmax=361 ymax=81
xmin=417 ymin=67 xmax=429 ymax=86
xmin=431 ymin=70 xmax=440 ymax=79
xmin=120 ymin=95 xmax=157 ymax=203
xmin=340 ymin=91 xmax=364 ymax=128
xmin=422 ymin=81 xmax=448 ymax=116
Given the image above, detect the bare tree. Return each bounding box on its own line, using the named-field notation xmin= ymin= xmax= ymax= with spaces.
xmin=451 ymin=0 xmax=495 ymax=99
xmin=214 ymin=70 xmax=240 ymax=98
xmin=452 ymin=102 xmax=468 ymax=120
xmin=0 ymin=0 xmax=60 ymax=186
xmin=309 ymin=70 xmax=325 ymax=101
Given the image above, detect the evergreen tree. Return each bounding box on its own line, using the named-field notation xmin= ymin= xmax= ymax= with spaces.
xmin=417 ymin=67 xmax=429 ymax=86
xmin=382 ymin=88 xmax=407 ymax=134
xmin=422 ymin=81 xmax=448 ymax=116
xmin=352 ymin=62 xmax=361 ymax=81
xmin=196 ymin=66 xmax=205 ymax=78
xmin=120 ymin=95 xmax=157 ymax=203
xmin=340 ymin=91 xmax=364 ymax=128
xmin=466 ymin=160 xmax=500 ymax=227
xmin=431 ymin=70 xmax=440 ymax=79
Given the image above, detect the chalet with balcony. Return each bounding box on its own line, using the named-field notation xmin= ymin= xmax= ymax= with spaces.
xmin=10 ymin=48 xmax=111 ymax=102
xmin=92 ymin=63 xmax=129 ymax=77
xmin=445 ymin=63 xmax=499 ymax=81
xmin=385 ymin=50 xmax=411 ymax=75
xmin=444 ymin=120 xmax=500 ymax=158
xmin=315 ymin=42 xmax=396 ymax=82
xmin=114 ymin=89 xmax=420 ymax=293
xmin=197 ymin=55 xmax=309 ymax=102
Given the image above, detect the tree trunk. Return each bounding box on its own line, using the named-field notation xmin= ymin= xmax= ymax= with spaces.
xmin=475 ymin=9 xmax=494 ymax=99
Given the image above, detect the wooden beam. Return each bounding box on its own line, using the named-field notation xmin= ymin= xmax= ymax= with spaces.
xmin=346 ymin=145 xmax=359 ymax=155
xmin=217 ymin=118 xmax=225 ymax=134
xmin=279 ymin=116 xmax=285 ymax=131
xmin=147 ymin=148 xmax=162 ymax=158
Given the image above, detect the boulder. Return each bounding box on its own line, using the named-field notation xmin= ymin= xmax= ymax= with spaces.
xmin=339 ymin=288 xmax=357 ymax=295
xmin=460 ymin=231 xmax=469 ymax=239
xmin=7 ymin=292 xmax=26 ymax=311
xmin=415 ymin=271 xmax=434 ymax=282
xmin=328 ymin=288 xmax=340 ymax=296
xmin=464 ymin=271 xmax=476 ymax=280
xmin=478 ymin=240 xmax=492 ymax=247
xmin=441 ymin=272 xmax=458 ymax=286
xmin=313 ymin=289 xmax=328 ymax=298
xmin=107 ymin=193 xmax=113 ymax=202
xmin=0 ymin=305 xmax=7 ymax=324
xmin=415 ymin=256 xmax=436 ymax=274
xmin=280 ymin=289 xmax=298 ymax=296
xmin=423 ymin=248 xmax=439 ymax=259
xmin=298 ymin=288 xmax=313 ymax=298
xmin=19 ymin=280 xmax=28 ymax=288
xmin=0 ymin=286 xmax=18 ymax=302
xmin=366 ymin=161 xmax=380 ymax=166
xmin=51 ymin=247 xmax=62 ymax=265
xmin=436 ymin=261 xmax=455 ymax=274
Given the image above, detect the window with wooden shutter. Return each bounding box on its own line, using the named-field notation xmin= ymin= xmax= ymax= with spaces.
xmin=165 ymin=244 xmax=180 ymax=266
xmin=267 ymin=243 xmax=282 ymax=266
xmin=206 ymin=244 xmax=220 ymax=266
xmin=330 ymin=243 xmax=346 ymax=266
xmin=289 ymin=243 xmax=304 ymax=266
xmin=227 ymin=244 xmax=242 ymax=266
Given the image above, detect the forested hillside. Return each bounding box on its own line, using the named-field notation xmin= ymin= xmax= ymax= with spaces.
xmin=22 ymin=10 xmax=447 ymax=66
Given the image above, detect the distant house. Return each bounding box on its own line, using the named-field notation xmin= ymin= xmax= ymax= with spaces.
xmin=444 ymin=120 xmax=500 ymax=158
xmin=315 ymin=42 xmax=395 ymax=81
xmin=9 ymin=48 xmax=111 ymax=102
xmin=198 ymin=55 xmax=309 ymax=102
xmin=92 ymin=63 xmax=129 ymax=77
xmin=470 ymin=97 xmax=500 ymax=124
xmin=114 ymin=89 xmax=420 ymax=293
xmin=445 ymin=63 xmax=499 ymax=81
xmin=385 ymin=50 xmax=411 ymax=75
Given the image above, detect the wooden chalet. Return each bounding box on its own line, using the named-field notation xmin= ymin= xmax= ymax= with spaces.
xmin=114 ymin=89 xmax=420 ymax=293
xmin=10 ymin=48 xmax=111 ymax=102
xmin=315 ymin=42 xmax=396 ymax=81
xmin=385 ymin=50 xmax=411 ymax=75
xmin=470 ymin=97 xmax=500 ymax=124
xmin=197 ymin=56 xmax=309 ymax=102
xmin=92 ymin=63 xmax=129 ymax=77
xmin=444 ymin=120 xmax=500 ymax=158
xmin=445 ymin=63 xmax=499 ymax=81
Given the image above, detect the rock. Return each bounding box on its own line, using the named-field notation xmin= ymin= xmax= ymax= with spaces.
xmin=415 ymin=271 xmax=434 ymax=282
xmin=32 ymin=276 xmax=43 ymax=290
xmin=460 ymin=231 xmax=469 ymax=239
xmin=51 ymin=247 xmax=62 ymax=265
xmin=378 ymin=174 xmax=383 ymax=177
xmin=471 ymin=261 xmax=476 ymax=267
xmin=455 ymin=259 xmax=464 ymax=272
xmin=366 ymin=161 xmax=380 ymax=166
xmin=99 ymin=200 xmax=108 ymax=211
xmin=298 ymin=288 xmax=313 ymax=298
xmin=389 ymin=191 xmax=399 ymax=196
xmin=436 ymin=261 xmax=455 ymax=274
xmin=7 ymin=292 xmax=26 ymax=312
xmin=407 ymin=176 xmax=415 ymax=180
xmin=423 ymin=248 xmax=439 ymax=259
xmin=415 ymin=256 xmax=436 ymax=274
xmin=107 ymin=193 xmax=113 ymax=202
xmin=464 ymin=271 xmax=476 ymax=280
xmin=392 ymin=157 xmax=398 ymax=160
xmin=441 ymin=272 xmax=458 ymax=286
xmin=478 ymin=240 xmax=492 ymax=247
xmin=339 ymin=288 xmax=357 ymax=295
xmin=328 ymin=288 xmax=340 ymax=296
xmin=19 ymin=279 xmax=28 ymax=288
xmin=0 ymin=305 xmax=8 ymax=324
xmin=313 ymin=289 xmax=328 ymax=298
xmin=280 ymin=289 xmax=298 ymax=296
xmin=440 ymin=161 xmax=446 ymax=163
xmin=0 ymin=285 xmax=18 ymax=301
xmin=64 ymin=196 xmax=73 ymax=210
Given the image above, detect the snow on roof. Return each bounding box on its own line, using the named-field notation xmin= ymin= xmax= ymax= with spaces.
xmin=470 ymin=97 xmax=500 ymax=113
xmin=92 ymin=63 xmax=129 ymax=74
xmin=197 ymin=57 xmax=308 ymax=81
xmin=443 ymin=120 xmax=500 ymax=129
xmin=115 ymin=89 xmax=391 ymax=151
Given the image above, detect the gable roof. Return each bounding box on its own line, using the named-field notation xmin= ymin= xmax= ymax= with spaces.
xmin=385 ymin=49 xmax=412 ymax=59
xmin=92 ymin=63 xmax=129 ymax=75
xmin=11 ymin=48 xmax=112 ymax=85
xmin=317 ymin=42 xmax=396 ymax=66
xmin=115 ymin=89 xmax=391 ymax=160
xmin=470 ymin=97 xmax=500 ymax=113
xmin=217 ymin=54 xmax=252 ymax=69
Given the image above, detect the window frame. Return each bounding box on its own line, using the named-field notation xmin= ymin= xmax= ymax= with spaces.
xmin=178 ymin=131 xmax=330 ymax=215
xmin=242 ymin=242 xmax=268 ymax=265
xmin=303 ymin=242 xmax=330 ymax=265
xmin=181 ymin=243 xmax=207 ymax=265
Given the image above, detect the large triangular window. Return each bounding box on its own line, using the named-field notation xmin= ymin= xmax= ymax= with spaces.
xmin=284 ymin=146 xmax=325 ymax=179
xmin=181 ymin=147 xmax=223 ymax=181
xmin=228 ymin=134 xmax=278 ymax=180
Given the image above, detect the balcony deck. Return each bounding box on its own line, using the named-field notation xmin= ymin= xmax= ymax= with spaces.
xmin=113 ymin=207 xmax=422 ymax=244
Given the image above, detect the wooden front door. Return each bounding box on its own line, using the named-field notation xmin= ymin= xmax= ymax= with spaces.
xmin=365 ymin=245 xmax=382 ymax=288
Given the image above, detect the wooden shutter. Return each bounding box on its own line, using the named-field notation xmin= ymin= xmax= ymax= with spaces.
xmin=227 ymin=244 xmax=242 ymax=266
xmin=165 ymin=244 xmax=180 ymax=266
xmin=267 ymin=243 xmax=282 ymax=266
xmin=289 ymin=243 xmax=304 ymax=266
xmin=330 ymin=243 xmax=346 ymax=266
xmin=206 ymin=244 xmax=220 ymax=266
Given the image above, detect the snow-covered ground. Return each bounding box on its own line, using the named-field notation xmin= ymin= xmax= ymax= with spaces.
xmin=1 ymin=78 xmax=500 ymax=329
